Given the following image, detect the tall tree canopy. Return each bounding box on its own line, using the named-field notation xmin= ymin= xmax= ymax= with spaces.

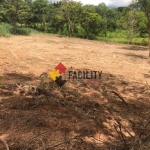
xmin=135 ymin=0 xmax=150 ymax=56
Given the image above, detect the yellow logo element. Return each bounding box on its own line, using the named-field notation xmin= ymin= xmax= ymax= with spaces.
xmin=48 ymin=69 xmax=60 ymax=81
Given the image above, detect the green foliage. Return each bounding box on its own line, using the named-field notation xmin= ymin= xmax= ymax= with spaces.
xmin=31 ymin=0 xmax=49 ymax=31
xmin=0 ymin=23 xmax=38 ymax=36
xmin=59 ymin=26 xmax=68 ymax=36
xmin=136 ymin=0 xmax=150 ymax=56
xmin=0 ymin=0 xmax=31 ymax=34
xmin=0 ymin=0 xmax=149 ymax=48
xmin=97 ymin=29 xmax=148 ymax=46
xmin=140 ymin=33 xmax=148 ymax=38
xmin=141 ymin=38 xmax=148 ymax=46
xmin=18 ymin=2 xmax=31 ymax=25
xmin=118 ymin=10 xmax=148 ymax=43
xmin=15 ymin=27 xmax=32 ymax=35
xmin=137 ymin=0 xmax=150 ymax=21
xmin=80 ymin=11 xmax=101 ymax=39
xmin=76 ymin=24 xmax=86 ymax=38
xmin=0 ymin=22 xmax=13 ymax=37
xmin=59 ymin=0 xmax=83 ymax=36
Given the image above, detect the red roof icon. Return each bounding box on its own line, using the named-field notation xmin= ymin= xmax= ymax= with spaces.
xmin=55 ymin=62 xmax=66 ymax=74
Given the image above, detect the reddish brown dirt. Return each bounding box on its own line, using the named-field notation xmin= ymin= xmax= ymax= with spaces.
xmin=0 ymin=34 xmax=150 ymax=150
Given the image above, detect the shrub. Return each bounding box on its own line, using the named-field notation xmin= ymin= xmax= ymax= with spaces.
xmin=59 ymin=26 xmax=68 ymax=36
xmin=141 ymin=38 xmax=148 ymax=46
xmin=0 ymin=23 xmax=13 ymax=37
xmin=76 ymin=25 xmax=86 ymax=38
xmin=16 ymin=27 xmax=32 ymax=36
xmin=140 ymin=33 xmax=148 ymax=38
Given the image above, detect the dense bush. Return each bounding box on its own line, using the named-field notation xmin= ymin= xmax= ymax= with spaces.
xmin=76 ymin=25 xmax=86 ymax=38
xmin=141 ymin=38 xmax=148 ymax=46
xmin=0 ymin=23 xmax=38 ymax=36
xmin=16 ymin=27 xmax=32 ymax=36
xmin=0 ymin=23 xmax=13 ymax=37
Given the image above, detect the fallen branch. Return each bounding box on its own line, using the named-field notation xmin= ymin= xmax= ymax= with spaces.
xmin=111 ymin=91 xmax=128 ymax=106
xmin=45 ymin=133 xmax=85 ymax=149
xmin=114 ymin=124 xmax=128 ymax=149
xmin=0 ymin=139 xmax=9 ymax=150
xmin=131 ymin=117 xmax=150 ymax=150
xmin=144 ymin=117 xmax=150 ymax=128
xmin=21 ymin=138 xmax=46 ymax=150
xmin=104 ymin=106 xmax=134 ymax=138
xmin=20 ymin=128 xmax=59 ymax=150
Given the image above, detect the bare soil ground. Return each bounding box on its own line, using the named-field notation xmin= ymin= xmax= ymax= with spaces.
xmin=0 ymin=34 xmax=150 ymax=150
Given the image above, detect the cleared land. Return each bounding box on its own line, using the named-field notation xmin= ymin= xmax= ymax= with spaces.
xmin=0 ymin=34 xmax=150 ymax=149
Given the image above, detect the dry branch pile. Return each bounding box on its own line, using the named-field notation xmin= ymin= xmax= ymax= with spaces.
xmin=0 ymin=72 xmax=150 ymax=150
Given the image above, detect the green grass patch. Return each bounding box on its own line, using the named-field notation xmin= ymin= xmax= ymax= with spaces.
xmin=0 ymin=23 xmax=40 ymax=37
xmin=97 ymin=30 xmax=148 ymax=46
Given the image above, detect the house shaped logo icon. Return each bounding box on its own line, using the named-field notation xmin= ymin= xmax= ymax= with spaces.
xmin=48 ymin=62 xmax=67 ymax=87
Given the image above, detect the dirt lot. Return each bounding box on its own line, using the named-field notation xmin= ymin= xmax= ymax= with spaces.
xmin=0 ymin=34 xmax=150 ymax=149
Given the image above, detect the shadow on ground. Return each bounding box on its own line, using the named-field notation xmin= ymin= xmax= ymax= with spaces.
xmin=121 ymin=46 xmax=148 ymax=51
xmin=0 ymin=71 xmax=150 ymax=150
xmin=124 ymin=53 xmax=147 ymax=59
xmin=114 ymin=52 xmax=148 ymax=64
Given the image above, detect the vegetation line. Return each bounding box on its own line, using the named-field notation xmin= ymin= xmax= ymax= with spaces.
xmin=0 ymin=0 xmax=150 ymax=55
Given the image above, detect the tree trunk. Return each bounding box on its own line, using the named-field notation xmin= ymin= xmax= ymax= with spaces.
xmin=13 ymin=21 xmax=16 ymax=34
xmin=42 ymin=15 xmax=46 ymax=32
xmin=148 ymin=23 xmax=150 ymax=57
xmin=129 ymin=25 xmax=134 ymax=44
xmin=105 ymin=31 xmax=107 ymax=37
xmin=129 ymin=32 xmax=133 ymax=44
xmin=68 ymin=24 xmax=71 ymax=37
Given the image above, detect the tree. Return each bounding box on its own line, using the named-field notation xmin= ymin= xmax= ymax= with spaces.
xmin=60 ymin=0 xmax=82 ymax=36
xmin=0 ymin=0 xmax=7 ymax=22
xmin=3 ymin=0 xmax=29 ymax=34
xmin=18 ymin=2 xmax=30 ymax=26
xmin=31 ymin=0 xmax=49 ymax=31
xmin=96 ymin=3 xmax=120 ymax=37
xmin=50 ymin=6 xmax=66 ymax=33
xmin=135 ymin=0 xmax=150 ymax=57
xmin=82 ymin=4 xmax=96 ymax=13
xmin=118 ymin=10 xmax=148 ymax=44
xmin=49 ymin=0 xmax=82 ymax=36
xmin=106 ymin=8 xmax=121 ymax=32
xmin=80 ymin=10 xmax=101 ymax=39
xmin=95 ymin=3 xmax=108 ymax=37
